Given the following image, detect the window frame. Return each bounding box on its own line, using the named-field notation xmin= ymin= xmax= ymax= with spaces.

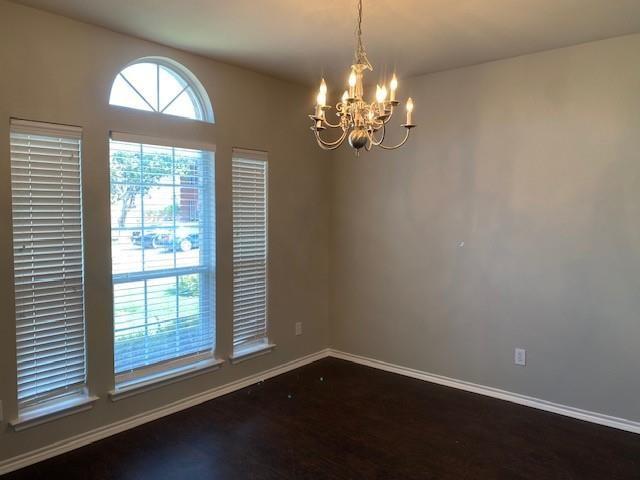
xmin=108 ymin=57 xmax=215 ymax=124
xmin=108 ymin=131 xmax=218 ymax=391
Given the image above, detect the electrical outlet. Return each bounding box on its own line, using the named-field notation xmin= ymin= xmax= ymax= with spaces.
xmin=515 ymin=348 xmax=526 ymax=366
xmin=295 ymin=322 xmax=303 ymax=336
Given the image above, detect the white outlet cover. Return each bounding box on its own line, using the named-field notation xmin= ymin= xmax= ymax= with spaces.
xmin=515 ymin=348 xmax=526 ymax=366
xmin=295 ymin=322 xmax=302 ymax=336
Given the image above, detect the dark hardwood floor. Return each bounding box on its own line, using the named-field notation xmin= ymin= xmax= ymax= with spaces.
xmin=4 ymin=357 xmax=640 ymax=479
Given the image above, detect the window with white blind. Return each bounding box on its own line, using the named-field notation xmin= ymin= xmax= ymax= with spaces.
xmin=231 ymin=149 xmax=270 ymax=358
xmin=109 ymin=133 xmax=216 ymax=387
xmin=10 ymin=120 xmax=89 ymax=415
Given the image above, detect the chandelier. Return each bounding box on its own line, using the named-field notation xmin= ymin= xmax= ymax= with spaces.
xmin=310 ymin=0 xmax=415 ymax=155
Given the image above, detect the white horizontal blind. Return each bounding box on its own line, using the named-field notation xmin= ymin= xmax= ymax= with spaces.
xmin=232 ymin=149 xmax=268 ymax=352
xmin=10 ymin=120 xmax=87 ymax=407
xmin=109 ymin=138 xmax=215 ymax=380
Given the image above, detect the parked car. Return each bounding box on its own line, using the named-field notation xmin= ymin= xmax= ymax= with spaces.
xmin=154 ymin=227 xmax=200 ymax=252
xmin=130 ymin=229 xmax=164 ymax=249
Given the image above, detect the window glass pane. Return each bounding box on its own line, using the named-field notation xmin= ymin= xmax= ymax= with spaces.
xmin=109 ymin=75 xmax=154 ymax=112
xmin=110 ymin=140 xmax=141 ymax=183
xmin=142 ymin=186 xmax=177 ymax=272
xmin=114 ymin=281 xmax=146 ymax=372
xmin=147 ymin=277 xmax=179 ymax=327
xmin=178 ymin=274 xmax=200 ymax=319
xmin=110 ymin=191 xmax=143 ymax=275
xmin=175 ymin=225 xmax=200 ymax=268
xmin=119 ymin=63 xmax=159 ymax=111
xmin=159 ymin=65 xmax=188 ymax=112
xmin=163 ymin=90 xmax=198 ymax=120
xmin=110 ymin=139 xmax=215 ymax=378
xmin=175 ymin=148 xmax=204 ymax=268
xmin=141 ymin=144 xmax=174 ymax=184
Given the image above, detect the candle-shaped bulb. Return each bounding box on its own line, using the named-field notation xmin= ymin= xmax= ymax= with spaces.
xmin=390 ymin=74 xmax=398 ymax=101
xmin=375 ymin=84 xmax=384 ymax=103
xmin=341 ymin=90 xmax=349 ymax=104
xmin=315 ymin=91 xmax=325 ymax=118
xmin=348 ymin=70 xmax=357 ymax=88
xmin=316 ymin=91 xmax=326 ymax=107
xmin=406 ymin=97 xmax=414 ymax=124
xmin=380 ymin=85 xmax=388 ymax=102
xmin=319 ymin=78 xmax=327 ymax=96
xmin=348 ymin=69 xmax=357 ymax=98
xmin=390 ymin=75 xmax=398 ymax=92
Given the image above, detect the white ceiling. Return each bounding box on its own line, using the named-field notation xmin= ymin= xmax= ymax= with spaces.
xmin=12 ymin=0 xmax=640 ymax=86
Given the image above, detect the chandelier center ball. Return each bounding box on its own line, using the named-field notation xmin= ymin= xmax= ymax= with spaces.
xmin=348 ymin=128 xmax=369 ymax=150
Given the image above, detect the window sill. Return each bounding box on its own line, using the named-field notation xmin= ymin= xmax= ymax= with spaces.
xmin=109 ymin=357 xmax=224 ymax=402
xmin=229 ymin=343 xmax=276 ymax=365
xmin=10 ymin=392 xmax=99 ymax=432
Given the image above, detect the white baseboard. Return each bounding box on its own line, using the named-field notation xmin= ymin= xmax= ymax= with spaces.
xmin=0 ymin=348 xmax=330 ymax=476
xmin=328 ymin=349 xmax=640 ymax=435
xmin=2 ymin=347 xmax=638 ymax=475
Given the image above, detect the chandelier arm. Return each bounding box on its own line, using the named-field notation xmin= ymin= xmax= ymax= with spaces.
xmin=316 ymin=140 xmax=344 ymax=151
xmin=322 ymin=116 xmax=343 ymax=128
xmin=370 ymin=124 xmax=386 ymax=146
xmin=316 ymin=126 xmax=348 ymax=146
xmin=316 ymin=138 xmax=347 ymax=151
xmin=364 ymin=130 xmax=373 ymax=151
xmin=315 ymin=128 xmax=348 ymax=150
xmin=375 ymin=128 xmax=412 ymax=150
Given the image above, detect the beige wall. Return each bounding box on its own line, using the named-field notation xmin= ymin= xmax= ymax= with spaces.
xmin=330 ymin=34 xmax=640 ymax=422
xmin=0 ymin=1 xmax=329 ymax=461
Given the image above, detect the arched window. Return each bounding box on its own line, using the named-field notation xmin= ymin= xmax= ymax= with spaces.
xmin=109 ymin=58 xmax=213 ymax=123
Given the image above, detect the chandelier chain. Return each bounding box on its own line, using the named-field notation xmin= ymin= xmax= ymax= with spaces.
xmin=356 ymin=0 xmax=362 ymax=42
xmin=354 ymin=0 xmax=371 ymax=69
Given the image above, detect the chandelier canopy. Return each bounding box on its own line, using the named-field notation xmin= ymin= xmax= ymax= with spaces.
xmin=310 ymin=0 xmax=416 ymax=155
